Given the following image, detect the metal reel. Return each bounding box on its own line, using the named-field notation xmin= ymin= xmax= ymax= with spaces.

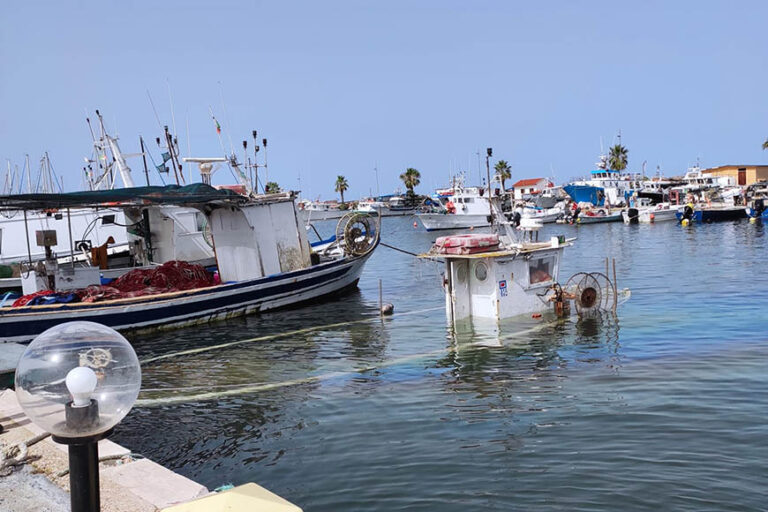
xmin=564 ymin=271 xmax=616 ymax=316
xmin=335 ymin=212 xmax=378 ymax=256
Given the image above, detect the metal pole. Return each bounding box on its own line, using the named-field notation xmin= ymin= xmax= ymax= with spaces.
xmin=139 ymin=137 xmax=150 ymax=186
xmin=612 ymin=258 xmax=618 ymax=312
xmin=68 ymin=441 xmax=100 ymax=512
xmin=23 ymin=210 xmax=32 ymax=265
xmin=67 ymin=208 xmax=75 ymax=270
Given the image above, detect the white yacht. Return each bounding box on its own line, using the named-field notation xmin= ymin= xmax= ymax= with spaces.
xmin=417 ymin=184 xmax=494 ymax=231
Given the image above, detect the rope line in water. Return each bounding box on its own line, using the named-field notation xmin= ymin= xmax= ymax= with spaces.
xmin=136 ymin=321 xmax=557 ymax=407
xmin=139 ymin=306 xmax=444 ymax=365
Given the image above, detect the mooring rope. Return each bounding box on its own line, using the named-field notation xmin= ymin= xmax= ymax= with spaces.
xmin=135 ymin=321 xmax=557 ymax=407
xmin=139 ymin=306 xmax=444 ymax=365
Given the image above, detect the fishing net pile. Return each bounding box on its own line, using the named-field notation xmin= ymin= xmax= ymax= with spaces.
xmin=12 ymin=261 xmax=215 ymax=307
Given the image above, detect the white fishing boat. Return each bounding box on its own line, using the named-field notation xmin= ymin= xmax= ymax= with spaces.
xmin=0 ymin=186 xmax=379 ymax=343
xmin=298 ymin=200 xmax=346 ymax=222
xmin=423 ymin=201 xmax=629 ymax=327
xmin=417 ymin=184 xmax=493 ymax=231
xmin=622 ymin=203 xmax=679 ymax=224
xmin=520 ymin=204 xmax=565 ymax=224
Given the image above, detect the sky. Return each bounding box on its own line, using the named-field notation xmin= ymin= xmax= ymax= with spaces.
xmin=1 ymin=1 xmax=768 ymax=200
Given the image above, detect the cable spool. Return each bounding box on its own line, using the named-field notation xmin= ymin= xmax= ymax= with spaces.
xmin=335 ymin=212 xmax=378 ymax=256
xmin=564 ymin=271 xmax=616 ymax=316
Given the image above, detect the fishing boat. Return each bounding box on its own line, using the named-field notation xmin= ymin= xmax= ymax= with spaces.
xmin=575 ymin=209 xmax=623 ymax=224
xmin=520 ymin=204 xmax=566 ymax=224
xmin=622 ymin=202 xmax=678 ymax=224
xmin=745 ymin=181 xmax=768 ymax=220
xmin=423 ymin=200 xmax=629 ymax=327
xmin=0 ymin=184 xmax=379 ymax=343
xmin=564 ymin=152 xmax=642 ymax=207
xmin=417 ymin=184 xmax=494 ymax=231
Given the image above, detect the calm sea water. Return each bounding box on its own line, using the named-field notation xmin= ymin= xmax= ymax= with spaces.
xmin=112 ymin=217 xmax=768 ymax=511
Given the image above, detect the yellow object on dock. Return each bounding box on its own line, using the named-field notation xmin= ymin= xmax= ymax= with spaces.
xmin=161 ymin=483 xmax=302 ymax=512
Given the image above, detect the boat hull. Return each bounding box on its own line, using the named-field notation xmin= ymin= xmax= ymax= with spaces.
xmin=576 ymin=212 xmax=622 ymax=224
xmin=622 ymin=207 xmax=678 ymax=224
xmin=0 ymin=252 xmax=372 ymax=343
xmin=564 ymin=184 xmax=605 ymax=206
xmin=418 ymin=213 xmax=491 ymax=231
xmin=675 ymin=207 xmax=747 ymax=223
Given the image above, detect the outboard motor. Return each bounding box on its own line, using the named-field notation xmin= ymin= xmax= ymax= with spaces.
xmin=626 ymin=208 xmax=639 ymax=224
xmin=754 ymin=198 xmax=765 ymax=217
xmin=681 ymin=204 xmax=694 ymax=223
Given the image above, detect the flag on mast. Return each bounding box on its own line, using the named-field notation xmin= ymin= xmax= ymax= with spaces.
xmin=214 ymin=118 xmax=221 ymax=134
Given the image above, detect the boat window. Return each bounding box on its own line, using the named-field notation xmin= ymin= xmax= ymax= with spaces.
xmin=456 ymin=263 xmax=467 ymax=283
xmin=529 ymin=256 xmax=555 ymax=285
xmin=195 ymin=212 xmax=206 ymax=232
xmin=474 ymin=262 xmax=488 ymax=281
xmin=465 ymin=198 xmax=474 ymax=203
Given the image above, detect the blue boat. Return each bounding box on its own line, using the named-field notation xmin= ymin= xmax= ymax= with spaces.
xmin=675 ymin=205 xmax=747 ymax=223
xmin=563 ymin=184 xmax=605 ymax=206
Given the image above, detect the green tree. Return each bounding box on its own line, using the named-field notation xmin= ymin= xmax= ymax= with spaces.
xmin=608 ymin=144 xmax=628 ymax=171
xmin=494 ymin=160 xmax=512 ymax=191
xmin=762 ymin=138 xmax=768 ymax=150
xmin=399 ymin=167 xmax=421 ymax=195
xmin=265 ymin=181 xmax=280 ymax=193
xmin=335 ymin=175 xmax=349 ymax=204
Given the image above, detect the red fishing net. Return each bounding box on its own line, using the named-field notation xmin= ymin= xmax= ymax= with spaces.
xmin=13 ymin=261 xmax=215 ymax=306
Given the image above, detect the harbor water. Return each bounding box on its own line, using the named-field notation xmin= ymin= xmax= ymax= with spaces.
xmin=112 ymin=217 xmax=768 ymax=511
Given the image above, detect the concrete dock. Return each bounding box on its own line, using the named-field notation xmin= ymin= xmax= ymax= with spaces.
xmin=0 ymin=389 xmax=301 ymax=511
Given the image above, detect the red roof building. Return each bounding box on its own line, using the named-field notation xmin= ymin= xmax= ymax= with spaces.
xmin=512 ymin=178 xmax=554 ymax=200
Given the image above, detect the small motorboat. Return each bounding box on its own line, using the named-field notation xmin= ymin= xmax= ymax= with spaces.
xmin=576 ymin=209 xmax=623 ymax=224
xmin=622 ymin=203 xmax=679 ymax=224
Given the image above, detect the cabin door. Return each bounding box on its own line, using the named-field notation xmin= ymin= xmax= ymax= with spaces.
xmin=738 ymin=168 xmax=747 ymax=186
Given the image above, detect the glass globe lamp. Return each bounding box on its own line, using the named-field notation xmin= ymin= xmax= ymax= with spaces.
xmin=15 ymin=321 xmax=141 ymax=439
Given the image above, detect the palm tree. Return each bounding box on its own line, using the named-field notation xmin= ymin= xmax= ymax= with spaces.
xmin=265 ymin=181 xmax=280 ymax=193
xmin=334 ymin=175 xmax=349 ymax=204
xmin=399 ymin=168 xmax=421 ymax=195
xmin=608 ymin=144 xmax=628 ymax=171
xmin=494 ymin=160 xmax=512 ymax=192
xmin=762 ymin=138 xmax=768 ymax=150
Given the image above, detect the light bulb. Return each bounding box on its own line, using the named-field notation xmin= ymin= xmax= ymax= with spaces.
xmin=66 ymin=367 xmax=98 ymax=407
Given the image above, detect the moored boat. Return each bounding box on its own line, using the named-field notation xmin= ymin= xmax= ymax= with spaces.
xmin=0 ymin=185 xmax=379 ymax=343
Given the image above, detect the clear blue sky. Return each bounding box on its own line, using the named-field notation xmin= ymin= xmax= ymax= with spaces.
xmin=2 ymin=1 xmax=767 ymax=199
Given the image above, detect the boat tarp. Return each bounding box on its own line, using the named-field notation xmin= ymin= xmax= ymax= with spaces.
xmin=0 ymin=183 xmax=248 ymax=211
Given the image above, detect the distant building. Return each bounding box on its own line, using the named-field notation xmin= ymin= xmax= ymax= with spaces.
xmin=512 ymin=178 xmax=554 ymax=200
xmin=702 ymin=165 xmax=768 ymax=186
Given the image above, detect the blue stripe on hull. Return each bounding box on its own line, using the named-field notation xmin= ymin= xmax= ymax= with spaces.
xmin=0 ymin=256 xmax=366 ymax=341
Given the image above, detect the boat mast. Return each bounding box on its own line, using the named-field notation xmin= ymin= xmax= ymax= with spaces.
xmin=96 ymin=110 xmax=135 ymax=188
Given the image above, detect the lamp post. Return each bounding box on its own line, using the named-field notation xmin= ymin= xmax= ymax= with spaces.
xmin=485 ymin=147 xmax=494 ymax=222
xmin=15 ymin=321 xmax=141 ymax=512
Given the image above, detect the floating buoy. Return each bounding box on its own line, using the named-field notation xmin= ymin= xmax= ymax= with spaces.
xmin=681 ymin=219 xmax=690 ymax=227
xmin=532 ymin=313 xmax=542 ymax=318
xmin=750 ymin=217 xmax=757 ymax=224
xmin=413 ymin=221 xmax=418 ymax=228
xmin=381 ymin=303 xmax=394 ymax=315
xmin=649 ymin=213 xmax=655 ymax=222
